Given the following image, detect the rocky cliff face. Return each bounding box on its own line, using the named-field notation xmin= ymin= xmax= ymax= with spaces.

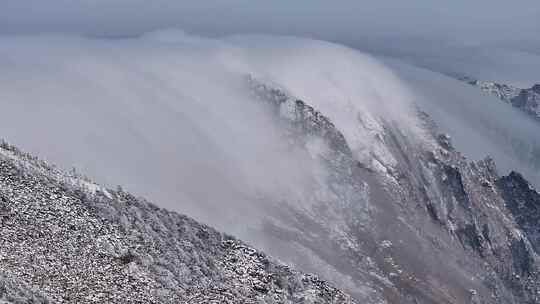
xmin=246 ymin=76 xmax=540 ymax=304
xmin=460 ymin=77 xmax=540 ymax=120
xmin=0 ymin=142 xmax=355 ymax=304
xmin=497 ymin=172 xmax=540 ymax=255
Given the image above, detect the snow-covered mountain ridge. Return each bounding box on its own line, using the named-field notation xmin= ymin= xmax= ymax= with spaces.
xmin=460 ymin=77 xmax=540 ymax=120
xmin=0 ymin=141 xmax=355 ymax=304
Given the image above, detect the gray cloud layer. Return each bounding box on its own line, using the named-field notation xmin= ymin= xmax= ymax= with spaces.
xmin=3 ymin=0 xmax=539 ymax=45
xmin=4 ymin=1 xmax=539 ymax=86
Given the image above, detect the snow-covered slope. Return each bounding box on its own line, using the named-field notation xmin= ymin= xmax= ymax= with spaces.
xmin=0 ymin=141 xmax=355 ymax=304
xmin=2 ymin=32 xmax=540 ymax=303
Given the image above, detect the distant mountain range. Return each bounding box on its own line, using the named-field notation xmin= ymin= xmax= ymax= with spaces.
xmin=460 ymin=77 xmax=540 ymax=120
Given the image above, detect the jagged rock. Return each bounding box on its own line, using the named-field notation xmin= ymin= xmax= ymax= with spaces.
xmin=497 ymin=172 xmax=540 ymax=254
xmin=247 ymin=75 xmax=352 ymax=157
xmin=245 ymin=77 xmax=540 ymax=303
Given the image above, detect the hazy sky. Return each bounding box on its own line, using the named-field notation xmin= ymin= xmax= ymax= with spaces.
xmin=2 ymin=0 xmax=539 ymax=46
xmin=3 ymin=0 xmax=539 ymax=86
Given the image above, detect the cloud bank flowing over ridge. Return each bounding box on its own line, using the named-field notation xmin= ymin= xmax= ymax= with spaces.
xmin=3 ymin=30 xmax=540 ymax=303
xmin=0 ymin=30 xmax=422 ymax=233
xmin=2 ymin=30 xmax=540 ymax=225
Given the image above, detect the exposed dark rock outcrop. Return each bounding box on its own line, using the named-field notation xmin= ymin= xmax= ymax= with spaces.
xmin=246 ymin=77 xmax=540 ymax=304
xmin=497 ymin=172 xmax=540 ymax=254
